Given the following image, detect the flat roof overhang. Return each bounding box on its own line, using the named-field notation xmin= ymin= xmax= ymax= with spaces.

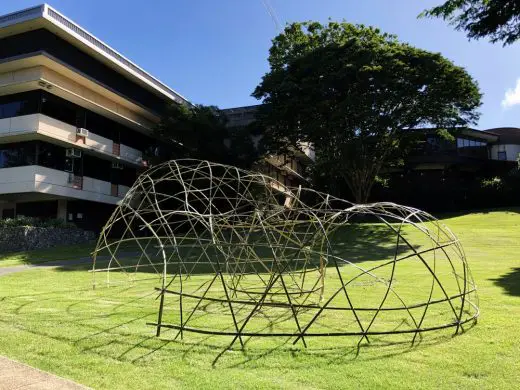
xmin=412 ymin=127 xmax=500 ymax=143
xmin=0 ymin=4 xmax=189 ymax=106
xmin=0 ymin=54 xmax=158 ymax=132
xmin=461 ymin=128 xmax=499 ymax=142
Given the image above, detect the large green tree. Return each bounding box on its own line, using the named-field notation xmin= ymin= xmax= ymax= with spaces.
xmin=421 ymin=0 xmax=520 ymax=45
xmin=150 ymin=103 xmax=259 ymax=168
xmin=253 ymin=22 xmax=482 ymax=203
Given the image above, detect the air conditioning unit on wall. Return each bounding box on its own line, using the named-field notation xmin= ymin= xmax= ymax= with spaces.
xmin=66 ymin=148 xmax=82 ymax=158
xmin=76 ymin=127 xmax=89 ymax=137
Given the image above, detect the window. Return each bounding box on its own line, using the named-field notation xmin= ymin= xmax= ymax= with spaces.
xmin=119 ymin=125 xmax=152 ymax=150
xmin=86 ymin=111 xmax=117 ymax=139
xmin=37 ymin=142 xmax=66 ymax=171
xmin=37 ymin=91 xmax=150 ymax=151
xmin=0 ymin=148 xmax=21 ymax=168
xmin=458 ymin=137 xmax=486 ymax=148
xmin=17 ymin=201 xmax=58 ymax=219
xmin=41 ymin=92 xmax=78 ymax=126
xmin=0 ymin=91 xmax=40 ymax=119
xmin=498 ymin=151 xmax=507 ymax=161
xmin=37 ymin=141 xmax=83 ymax=175
xmin=0 ymin=142 xmax=36 ymax=168
xmin=426 ymin=136 xmax=439 ymax=146
xmin=83 ymin=154 xmax=110 ymax=181
xmin=111 ymin=166 xmax=137 ymax=187
xmin=1 ymin=101 xmax=21 ymax=118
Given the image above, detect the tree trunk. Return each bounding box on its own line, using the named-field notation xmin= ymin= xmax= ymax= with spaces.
xmin=343 ymin=167 xmax=379 ymax=204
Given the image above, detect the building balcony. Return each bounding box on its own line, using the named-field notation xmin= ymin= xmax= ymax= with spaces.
xmin=294 ymin=142 xmax=315 ymax=162
xmin=0 ymin=165 xmax=128 ymax=205
xmin=0 ymin=113 xmax=145 ymax=166
xmin=265 ymin=155 xmax=306 ymax=179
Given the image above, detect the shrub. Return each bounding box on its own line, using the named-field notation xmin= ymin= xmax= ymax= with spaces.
xmin=41 ymin=218 xmax=75 ymax=228
xmin=0 ymin=216 xmax=77 ymax=229
xmin=481 ymin=176 xmax=503 ymax=189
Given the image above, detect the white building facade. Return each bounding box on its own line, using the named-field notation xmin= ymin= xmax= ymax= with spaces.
xmin=486 ymin=128 xmax=520 ymax=162
xmin=0 ymin=4 xmax=187 ymax=229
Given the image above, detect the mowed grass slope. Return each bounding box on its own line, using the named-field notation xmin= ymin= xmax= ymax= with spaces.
xmin=0 ymin=242 xmax=94 ymax=268
xmin=0 ymin=209 xmax=519 ymax=389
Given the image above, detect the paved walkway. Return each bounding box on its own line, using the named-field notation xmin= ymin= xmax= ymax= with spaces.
xmin=0 ymin=356 xmax=89 ymax=389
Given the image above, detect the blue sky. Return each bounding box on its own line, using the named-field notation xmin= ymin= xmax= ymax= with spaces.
xmin=2 ymin=0 xmax=520 ymax=130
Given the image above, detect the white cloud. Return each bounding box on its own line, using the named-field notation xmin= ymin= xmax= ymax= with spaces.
xmin=502 ymin=78 xmax=520 ymax=109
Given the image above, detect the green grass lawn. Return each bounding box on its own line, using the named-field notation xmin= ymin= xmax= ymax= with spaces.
xmin=0 ymin=209 xmax=519 ymax=389
xmin=0 ymin=242 xmax=95 ymax=268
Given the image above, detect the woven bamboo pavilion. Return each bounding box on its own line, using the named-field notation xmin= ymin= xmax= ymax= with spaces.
xmin=92 ymin=159 xmax=479 ymax=352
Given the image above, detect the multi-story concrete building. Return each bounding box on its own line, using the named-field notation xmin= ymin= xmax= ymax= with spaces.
xmin=405 ymin=127 xmax=520 ymax=172
xmin=486 ymin=127 xmax=520 ymax=162
xmin=0 ymin=4 xmax=188 ymax=229
xmin=223 ymin=106 xmax=520 ymax=187
xmin=222 ymin=105 xmax=315 ymax=191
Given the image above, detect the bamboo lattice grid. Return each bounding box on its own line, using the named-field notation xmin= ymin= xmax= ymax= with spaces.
xmin=92 ymin=159 xmax=479 ymax=351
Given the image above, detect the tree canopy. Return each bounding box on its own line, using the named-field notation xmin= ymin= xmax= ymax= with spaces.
xmin=151 ymin=103 xmax=259 ymax=169
xmin=421 ymin=0 xmax=520 ymax=45
xmin=253 ymin=21 xmax=482 ymax=203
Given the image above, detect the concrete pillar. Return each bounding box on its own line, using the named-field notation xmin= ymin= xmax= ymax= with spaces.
xmin=57 ymin=199 xmax=67 ymax=220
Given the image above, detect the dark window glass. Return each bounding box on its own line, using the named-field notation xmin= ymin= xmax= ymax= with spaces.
xmin=0 ymin=91 xmax=40 ymax=119
xmin=37 ymin=91 xmax=151 ymax=151
xmin=41 ymin=92 xmax=77 ymax=126
xmin=85 ymin=111 xmax=116 ymax=139
xmin=111 ymin=168 xmax=122 ymax=185
xmin=119 ymin=126 xmax=152 ymax=150
xmin=121 ymin=167 xmax=137 ymax=187
xmin=0 ymin=140 xmax=124 ymax=179
xmin=2 ymin=101 xmax=21 ymax=118
xmin=83 ymin=154 xmax=111 ymax=181
xmin=0 ymin=142 xmax=36 ymax=168
xmin=17 ymin=201 xmax=57 ymax=219
xmin=498 ymin=151 xmax=507 ymax=161
xmin=426 ymin=136 xmax=437 ymax=145
xmin=37 ymin=141 xmax=66 ymax=171
xmin=111 ymin=166 xmax=137 ymax=186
